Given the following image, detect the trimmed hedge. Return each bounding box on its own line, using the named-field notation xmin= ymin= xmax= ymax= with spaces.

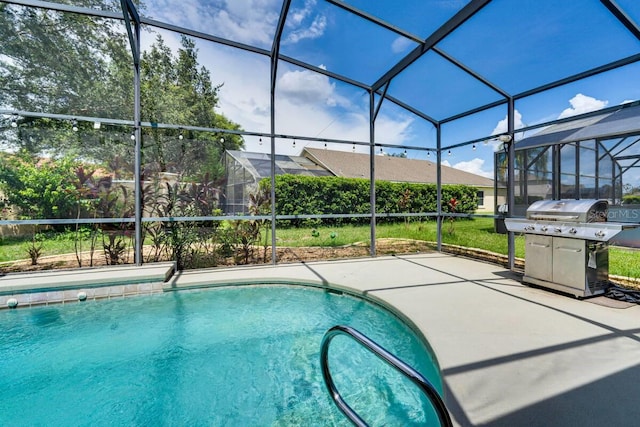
xmin=259 ymin=175 xmax=478 ymax=226
xmin=623 ymin=194 xmax=640 ymax=205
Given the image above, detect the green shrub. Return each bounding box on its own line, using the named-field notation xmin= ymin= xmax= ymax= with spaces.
xmin=0 ymin=154 xmax=82 ymax=220
xmin=622 ymin=194 xmax=640 ymax=205
xmin=260 ymin=175 xmax=478 ymax=227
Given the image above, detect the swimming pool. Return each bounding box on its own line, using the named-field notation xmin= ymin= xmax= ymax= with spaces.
xmin=0 ymin=284 xmax=444 ymax=425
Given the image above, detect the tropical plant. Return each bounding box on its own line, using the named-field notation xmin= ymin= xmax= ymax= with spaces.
xmin=97 ymin=184 xmax=134 ymax=265
xmin=447 ymin=197 xmax=457 ymax=235
xmin=228 ymin=219 xmax=261 ymax=265
xmin=248 ymin=185 xmax=272 ymax=263
xmin=25 ymin=231 xmax=44 ymax=265
xmin=398 ymin=188 xmax=412 ymax=227
xmin=141 ymin=170 xmax=226 ymax=269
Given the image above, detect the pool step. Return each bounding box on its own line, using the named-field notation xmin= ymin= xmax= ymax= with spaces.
xmin=0 ymin=262 xmax=175 ymax=309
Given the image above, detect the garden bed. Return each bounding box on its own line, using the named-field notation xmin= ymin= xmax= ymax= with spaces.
xmin=2 ymin=238 xmax=638 ymax=292
xmin=0 ymin=238 xmax=434 ymax=274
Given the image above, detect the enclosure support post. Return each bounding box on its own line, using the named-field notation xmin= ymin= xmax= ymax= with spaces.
xmin=121 ymin=0 xmax=142 ymax=265
xmin=595 ymin=141 xmax=600 ymax=199
xmin=268 ymin=0 xmax=291 ymax=265
xmin=553 ymin=145 xmax=561 ymax=199
xmin=507 ymin=97 xmax=516 ymax=270
xmin=269 ymin=92 xmax=277 ymax=265
xmin=369 ymin=90 xmax=377 ymax=257
xmin=436 ymin=124 xmax=443 ymax=252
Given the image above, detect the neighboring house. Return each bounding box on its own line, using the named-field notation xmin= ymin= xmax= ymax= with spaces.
xmin=303 ymin=148 xmax=499 ymax=213
xmin=225 ymin=148 xmax=500 ymax=214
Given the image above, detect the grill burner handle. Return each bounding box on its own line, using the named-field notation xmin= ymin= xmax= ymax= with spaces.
xmin=530 ymin=243 xmax=550 ymax=248
xmin=557 ymin=247 xmax=582 ymax=253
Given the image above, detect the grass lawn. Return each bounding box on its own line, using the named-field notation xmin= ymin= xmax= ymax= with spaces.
xmin=275 ymin=218 xmax=525 ymax=257
xmin=2 ymin=218 xmax=638 ymax=279
xmin=610 ymin=247 xmax=640 ymax=279
xmin=0 ymin=232 xmax=100 ymax=264
xmin=274 ymin=218 xmax=638 ymax=278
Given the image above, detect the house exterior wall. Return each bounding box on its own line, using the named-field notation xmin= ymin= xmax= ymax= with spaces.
xmin=476 ymin=186 xmax=505 ymax=214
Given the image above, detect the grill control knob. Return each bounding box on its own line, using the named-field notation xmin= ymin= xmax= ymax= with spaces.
xmin=555 ymin=227 xmax=562 ymax=233
xmin=569 ymin=228 xmax=577 ymax=234
xmin=541 ymin=226 xmax=548 ymax=232
xmin=595 ymin=230 xmax=605 ymax=238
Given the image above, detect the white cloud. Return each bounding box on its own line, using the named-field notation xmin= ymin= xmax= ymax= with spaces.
xmin=146 ymin=0 xmax=327 ymax=48
xmin=489 ymin=94 xmax=612 ymax=149
xmin=181 ymin=42 xmax=383 ymax=154
xmin=205 ymin=56 xmax=368 ymax=153
xmin=277 ymin=69 xmax=350 ymax=108
xmin=557 ymin=93 xmax=608 ymax=119
xmin=285 ymin=15 xmax=327 ymax=44
xmin=192 ymin=41 xmax=272 ymax=134
xmin=287 ymin=0 xmax=315 ymax=26
xmin=489 ymin=109 xmax=525 ymax=149
xmin=375 ymin=114 xmax=414 ymax=145
xmin=447 ymin=158 xmax=492 ymax=178
xmin=283 ymin=0 xmax=327 ymax=44
xmin=137 ymin=4 xmax=419 ymax=156
xmin=491 ymin=109 xmax=525 ymax=136
xmin=213 ymin=10 xmax=277 ymax=47
xmin=391 ymin=37 xmax=413 ymax=54
xmin=145 ymin=0 xmax=281 ymax=48
xmin=274 ymin=101 xmax=368 ymax=146
xmin=241 ymin=89 xmax=414 ymax=155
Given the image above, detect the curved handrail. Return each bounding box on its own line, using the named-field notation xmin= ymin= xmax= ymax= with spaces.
xmin=320 ymin=325 xmax=453 ymax=427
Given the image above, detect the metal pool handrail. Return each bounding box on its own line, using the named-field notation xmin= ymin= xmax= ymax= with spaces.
xmin=320 ymin=325 xmax=453 ymax=427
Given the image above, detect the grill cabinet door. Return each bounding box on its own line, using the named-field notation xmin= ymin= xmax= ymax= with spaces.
xmin=525 ymin=234 xmax=553 ymax=282
xmin=552 ymin=237 xmax=586 ymax=291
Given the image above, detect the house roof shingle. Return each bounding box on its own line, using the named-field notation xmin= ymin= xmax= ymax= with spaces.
xmin=303 ymin=148 xmax=494 ymax=187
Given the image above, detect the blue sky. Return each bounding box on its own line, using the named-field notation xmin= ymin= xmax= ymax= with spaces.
xmin=141 ymin=0 xmax=640 ymax=184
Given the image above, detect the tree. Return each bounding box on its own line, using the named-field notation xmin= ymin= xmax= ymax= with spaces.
xmin=0 ymin=2 xmax=128 ymax=116
xmin=140 ymin=35 xmax=244 ymax=181
xmin=1 ymin=3 xmax=243 ymax=182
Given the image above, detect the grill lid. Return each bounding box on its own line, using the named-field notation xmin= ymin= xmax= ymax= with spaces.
xmin=526 ymin=199 xmax=608 ymax=223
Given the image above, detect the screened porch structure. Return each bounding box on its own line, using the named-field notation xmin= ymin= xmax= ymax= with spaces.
xmin=1 ymin=0 xmax=640 ymax=269
xmin=225 ymin=150 xmax=332 ymax=215
xmin=496 ymin=101 xmax=640 ymax=217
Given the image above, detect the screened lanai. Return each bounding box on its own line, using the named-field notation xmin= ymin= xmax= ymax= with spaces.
xmin=1 ymin=0 xmax=640 ymax=271
xmin=496 ymin=100 xmax=640 ymax=216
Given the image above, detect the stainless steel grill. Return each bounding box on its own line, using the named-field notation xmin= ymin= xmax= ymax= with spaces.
xmin=505 ymin=199 xmax=637 ymax=298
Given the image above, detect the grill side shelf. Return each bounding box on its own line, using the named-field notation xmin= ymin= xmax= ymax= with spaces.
xmin=504 ymin=218 xmax=633 ymax=242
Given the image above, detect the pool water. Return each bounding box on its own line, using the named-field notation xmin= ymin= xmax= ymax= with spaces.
xmin=0 ymin=285 xmax=443 ymax=426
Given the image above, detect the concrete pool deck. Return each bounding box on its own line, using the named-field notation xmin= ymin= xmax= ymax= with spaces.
xmin=169 ymin=253 xmax=640 ymax=427
xmin=2 ymin=253 xmax=639 ymax=426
